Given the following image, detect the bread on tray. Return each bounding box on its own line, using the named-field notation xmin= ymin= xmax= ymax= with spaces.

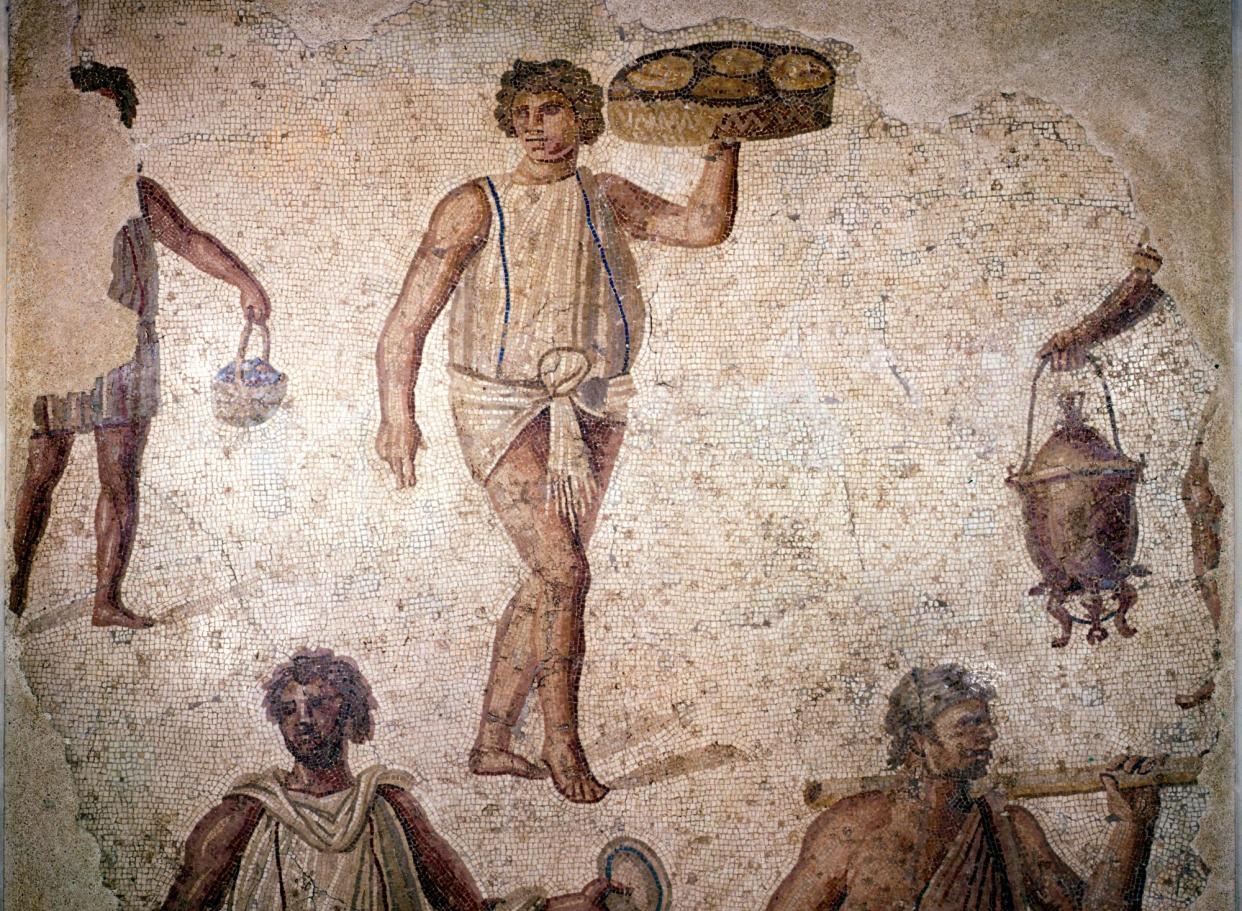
xmin=607 ymin=41 xmax=835 ymax=146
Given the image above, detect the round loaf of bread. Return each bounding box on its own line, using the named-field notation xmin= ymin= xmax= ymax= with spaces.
xmin=607 ymin=41 xmax=835 ymax=146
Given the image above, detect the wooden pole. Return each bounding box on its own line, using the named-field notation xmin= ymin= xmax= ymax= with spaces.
xmin=803 ymin=755 xmax=1201 ymax=811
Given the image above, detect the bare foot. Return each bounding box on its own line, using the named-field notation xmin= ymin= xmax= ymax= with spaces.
xmin=92 ymin=602 xmax=155 ymax=629
xmin=542 ymin=740 xmax=608 ymax=804
xmin=469 ymin=747 xmax=549 ymax=780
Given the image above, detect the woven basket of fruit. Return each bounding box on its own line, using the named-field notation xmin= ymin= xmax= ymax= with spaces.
xmin=212 ymin=321 xmax=287 ymax=428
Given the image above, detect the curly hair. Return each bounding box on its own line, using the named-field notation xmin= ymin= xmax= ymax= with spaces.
xmin=883 ymin=663 xmax=995 ymax=769
xmin=70 ymin=61 xmax=139 ymax=128
xmin=262 ymin=649 xmax=378 ymax=744
xmin=493 ymin=58 xmax=605 ymax=145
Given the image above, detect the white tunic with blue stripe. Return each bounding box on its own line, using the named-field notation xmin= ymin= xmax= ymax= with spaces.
xmin=448 ymin=166 xmax=643 ymax=384
xmin=447 ymin=167 xmax=643 ymax=486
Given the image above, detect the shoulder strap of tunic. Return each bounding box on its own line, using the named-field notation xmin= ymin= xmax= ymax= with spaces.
xmin=574 ymin=168 xmax=631 ymax=373
xmin=482 ymin=176 xmax=512 ymax=375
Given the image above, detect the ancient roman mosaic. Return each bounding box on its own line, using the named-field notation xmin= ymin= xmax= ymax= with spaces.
xmin=5 ymin=1 xmax=1233 ymax=909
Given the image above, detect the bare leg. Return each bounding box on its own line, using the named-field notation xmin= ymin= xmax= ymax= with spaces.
xmin=472 ymin=410 xmax=626 ymax=773
xmin=478 ymin=410 xmax=624 ymax=802
xmin=470 ymin=587 xmax=548 ymax=779
xmin=92 ymin=421 xmax=154 ymax=629
xmin=9 ymin=434 xmax=76 ymax=617
xmin=535 ymin=548 xmax=596 ymax=802
xmin=537 ymin=412 xmax=623 ymax=802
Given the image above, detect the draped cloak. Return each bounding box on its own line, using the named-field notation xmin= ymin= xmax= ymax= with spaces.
xmin=224 ymin=765 xmax=432 ymax=911
xmin=915 ymin=795 xmax=1028 ymax=911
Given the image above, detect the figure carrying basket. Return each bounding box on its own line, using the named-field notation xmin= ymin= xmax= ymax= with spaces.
xmin=8 ymin=61 xmax=274 ymax=630
xmin=376 ymin=48 xmax=837 ymax=802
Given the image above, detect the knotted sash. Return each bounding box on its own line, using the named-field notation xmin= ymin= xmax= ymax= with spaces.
xmin=450 ymin=349 xmax=633 ymax=530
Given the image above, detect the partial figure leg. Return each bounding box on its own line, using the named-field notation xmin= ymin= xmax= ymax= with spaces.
xmin=9 ymin=433 xmax=76 ymax=617
xmin=93 ymin=420 xmax=154 ymax=628
xmin=470 ymin=413 xmax=555 ymax=778
xmin=542 ymin=412 xmax=624 ymax=796
xmin=470 ymin=585 xmax=548 ymax=779
xmin=533 ymin=551 xmax=596 ymax=802
xmin=481 ymin=410 xmax=625 ymax=802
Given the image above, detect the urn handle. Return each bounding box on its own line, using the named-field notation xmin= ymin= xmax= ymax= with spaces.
xmin=1020 ymin=353 xmax=1127 ymax=473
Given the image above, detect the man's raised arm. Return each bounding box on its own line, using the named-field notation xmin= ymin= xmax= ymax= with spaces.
xmin=1010 ymin=756 xmax=1161 ymax=911
xmin=598 ymin=141 xmax=739 ymax=248
xmin=1037 ymin=244 xmax=1163 ymax=372
xmin=375 ymin=182 xmax=490 ymax=487
xmin=137 ymin=176 xmax=271 ymax=325
xmin=160 ymin=795 xmax=264 ymax=911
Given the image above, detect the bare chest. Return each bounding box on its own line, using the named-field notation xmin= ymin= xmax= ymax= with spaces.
xmin=837 ymin=822 xmax=962 ymax=911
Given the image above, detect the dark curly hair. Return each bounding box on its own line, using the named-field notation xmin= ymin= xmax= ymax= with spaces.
xmin=494 ymin=58 xmax=605 ymax=145
xmin=883 ymin=663 xmax=995 ymax=769
xmin=71 ymin=61 xmax=139 ymax=128
xmin=262 ymin=649 xmax=378 ymax=744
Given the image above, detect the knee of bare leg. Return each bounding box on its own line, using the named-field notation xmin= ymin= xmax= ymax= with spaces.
xmin=535 ymin=652 xmax=575 ymax=682
xmin=531 ymin=548 xmax=590 ymax=595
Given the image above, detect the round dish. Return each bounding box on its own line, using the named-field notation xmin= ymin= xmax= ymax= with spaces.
xmin=597 ymin=836 xmax=671 ymax=911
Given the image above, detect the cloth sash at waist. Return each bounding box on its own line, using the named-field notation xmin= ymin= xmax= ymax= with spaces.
xmin=449 ymin=349 xmax=634 ymax=528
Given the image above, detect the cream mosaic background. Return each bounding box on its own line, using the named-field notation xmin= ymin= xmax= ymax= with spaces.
xmin=6 ymin=1 xmax=1233 ymax=909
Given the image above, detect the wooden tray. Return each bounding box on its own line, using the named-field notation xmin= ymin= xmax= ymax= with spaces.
xmin=607 ymin=41 xmax=835 ymax=146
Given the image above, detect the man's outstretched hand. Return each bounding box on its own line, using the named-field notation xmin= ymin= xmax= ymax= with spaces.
xmin=1037 ymin=329 xmax=1089 ymax=372
xmin=1038 ymin=242 xmax=1162 ymax=372
xmin=376 ymin=417 xmax=423 ymax=488
xmin=545 ymin=878 xmax=627 ymax=911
